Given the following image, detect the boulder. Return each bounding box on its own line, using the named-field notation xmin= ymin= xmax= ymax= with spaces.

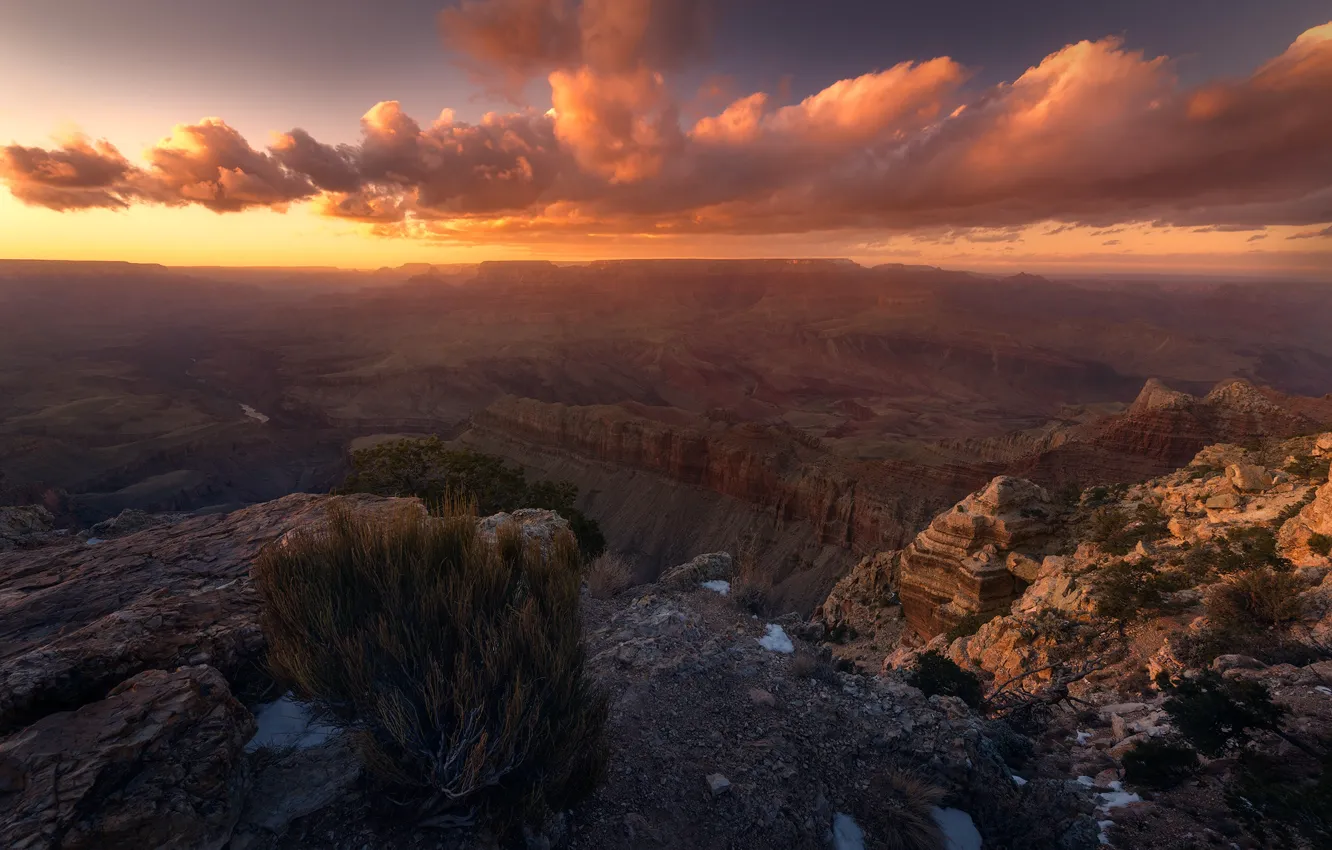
xmin=658 ymin=551 xmax=733 ymax=589
xmin=0 ymin=665 xmax=255 ymax=850
xmin=1205 ymin=493 xmax=1241 ymax=510
xmin=476 ymin=508 xmax=571 ymax=552
xmin=1314 ymin=433 xmax=1332 ymax=457
xmin=1226 ymin=463 xmax=1274 ymax=493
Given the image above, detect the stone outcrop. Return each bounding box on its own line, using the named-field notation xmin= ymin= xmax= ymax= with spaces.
xmin=0 ymin=505 xmax=54 ymax=550
xmin=658 ymin=551 xmax=733 ymax=589
xmin=0 ymin=665 xmax=255 ymax=850
xmin=0 ymin=493 xmax=419 ymax=734
xmin=1279 ymin=456 xmax=1332 ymax=567
xmin=897 ymin=476 xmax=1058 ymax=639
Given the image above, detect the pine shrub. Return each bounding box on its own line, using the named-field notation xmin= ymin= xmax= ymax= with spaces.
xmin=253 ymin=504 xmax=608 ymax=824
xmin=907 ymin=651 xmax=984 ymax=709
xmin=1122 ymin=738 xmax=1199 ymax=790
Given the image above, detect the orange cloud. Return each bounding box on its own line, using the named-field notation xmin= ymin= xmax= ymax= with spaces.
xmin=0 ymin=135 xmax=145 ymax=210
xmin=4 ymin=18 xmax=1332 ymax=244
xmin=549 ymin=66 xmax=680 ymax=182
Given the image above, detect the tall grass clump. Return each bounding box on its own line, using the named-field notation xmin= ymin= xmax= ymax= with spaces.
xmin=253 ymin=503 xmax=608 ymax=825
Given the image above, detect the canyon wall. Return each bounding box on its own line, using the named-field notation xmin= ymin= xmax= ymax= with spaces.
xmin=463 ymin=397 xmax=995 ymax=613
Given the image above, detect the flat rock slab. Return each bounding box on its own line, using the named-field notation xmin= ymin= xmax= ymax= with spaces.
xmin=0 ymin=493 xmax=420 ymax=732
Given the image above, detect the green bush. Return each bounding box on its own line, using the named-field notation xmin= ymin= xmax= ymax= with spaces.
xmin=1163 ymin=670 xmax=1285 ymax=757
xmin=907 ymin=651 xmax=984 ymax=709
xmin=253 ymin=504 xmax=608 ymax=824
xmin=1310 ymin=533 xmax=1332 ymax=557
xmin=1227 ymin=751 xmax=1332 ymax=847
xmin=1122 ymin=738 xmax=1200 ymax=790
xmin=340 ymin=438 xmax=605 ymax=557
xmin=1092 ymin=559 xmax=1184 ymax=622
xmin=1086 ymin=502 xmax=1169 ymax=556
xmin=1205 ymin=568 xmax=1303 ymax=633
xmin=1285 ymin=454 xmax=1331 ymax=481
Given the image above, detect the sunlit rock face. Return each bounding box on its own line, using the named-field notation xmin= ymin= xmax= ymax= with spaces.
xmin=896 ymin=476 xmax=1057 ymax=640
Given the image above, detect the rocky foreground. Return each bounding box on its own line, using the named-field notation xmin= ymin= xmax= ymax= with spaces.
xmin=3 ymin=429 xmax=1331 ymax=849
xmin=0 ymin=494 xmax=1103 ymax=850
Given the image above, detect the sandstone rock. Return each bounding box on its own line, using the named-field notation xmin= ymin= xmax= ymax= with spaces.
xmin=0 ymin=493 xmax=420 ymax=734
xmin=1226 ymin=463 xmax=1274 ymax=493
xmin=659 ymin=551 xmax=733 ymax=589
xmin=1211 ymin=655 xmax=1266 ymax=674
xmin=0 ymin=665 xmax=255 ymax=850
xmin=1313 ymin=433 xmax=1332 ymax=457
xmin=86 ymin=508 xmax=175 ymax=539
xmin=1205 ymin=493 xmax=1241 ymax=510
xmin=898 ymin=476 xmax=1057 ymax=639
xmin=476 ymin=507 xmax=571 ymax=551
xmin=1277 ymin=477 xmax=1332 ymax=567
xmin=813 ymin=550 xmax=898 ymax=637
xmin=0 ymin=505 xmax=54 ymax=550
xmin=1108 ymin=732 xmax=1151 ymax=760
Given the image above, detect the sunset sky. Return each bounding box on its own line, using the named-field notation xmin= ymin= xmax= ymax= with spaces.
xmin=2 ymin=0 xmax=1331 ymax=274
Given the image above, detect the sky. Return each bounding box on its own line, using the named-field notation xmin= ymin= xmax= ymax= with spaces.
xmin=1 ymin=0 xmax=1330 ymax=273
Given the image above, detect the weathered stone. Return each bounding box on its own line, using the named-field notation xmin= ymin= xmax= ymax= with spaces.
xmin=476 ymin=508 xmax=571 ymax=552
xmin=1226 ymin=463 xmax=1274 ymax=493
xmin=0 ymin=505 xmax=54 ymax=550
xmin=898 ymin=476 xmax=1056 ymax=639
xmin=706 ymin=773 xmax=731 ymax=796
xmin=0 ymin=665 xmax=255 ymax=850
xmin=0 ymin=493 xmax=420 ymax=734
xmin=659 ymin=552 xmax=733 ymax=589
xmin=1211 ymin=655 xmax=1267 ymax=674
xmin=1205 ymin=493 xmax=1241 ymax=510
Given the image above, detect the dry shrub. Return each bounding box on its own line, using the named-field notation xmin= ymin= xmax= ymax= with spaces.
xmin=253 ymin=504 xmax=607 ymax=824
xmin=790 ymin=648 xmax=838 ymax=682
xmin=586 ymin=551 xmax=635 ymax=599
xmin=1206 ymin=568 xmax=1303 ymax=633
xmin=860 ymin=769 xmax=946 ymax=850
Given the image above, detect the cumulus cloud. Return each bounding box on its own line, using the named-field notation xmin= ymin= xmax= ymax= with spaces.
xmin=440 ymin=0 xmax=710 ymax=91
xmin=0 ymin=135 xmax=146 ymax=210
xmin=4 ymin=13 xmax=1332 ymax=245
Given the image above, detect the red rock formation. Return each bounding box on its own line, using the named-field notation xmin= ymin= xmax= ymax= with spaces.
xmin=895 ymin=476 xmax=1058 ymax=639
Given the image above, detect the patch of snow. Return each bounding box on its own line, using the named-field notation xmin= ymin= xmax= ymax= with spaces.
xmin=930 ymin=807 xmax=982 ymax=850
xmin=758 ymin=623 xmax=794 ymax=654
xmin=1096 ymin=790 xmax=1142 ymax=811
xmin=1076 ymin=775 xmax=1096 ymax=786
xmin=246 ymin=694 xmax=338 ymax=752
xmin=1097 ymin=818 xmax=1115 ymax=845
xmin=831 ymin=812 xmax=865 ymax=850
xmin=85 ymin=537 xmax=103 ymax=546
xmin=1011 ymin=774 xmax=1028 ymax=786
xmin=701 ymin=579 xmax=731 ymax=596
xmin=240 ymin=404 xmax=270 ymax=424
xmin=1316 ymin=685 xmax=1332 ymax=697
xmin=1075 ymin=730 xmax=1093 ymax=745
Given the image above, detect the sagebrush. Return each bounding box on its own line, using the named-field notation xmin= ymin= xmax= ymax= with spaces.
xmin=253 ymin=504 xmax=608 ymax=824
